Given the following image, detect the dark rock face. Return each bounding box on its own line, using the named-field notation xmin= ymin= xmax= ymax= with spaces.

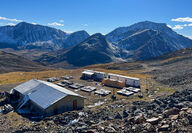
xmin=106 ymin=21 xmax=192 ymax=60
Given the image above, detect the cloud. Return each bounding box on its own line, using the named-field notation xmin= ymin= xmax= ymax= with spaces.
xmin=7 ymin=23 xmax=16 ymax=26
xmin=59 ymin=20 xmax=64 ymax=23
xmin=82 ymin=24 xmax=88 ymax=27
xmin=168 ymin=23 xmax=192 ymax=30
xmin=0 ymin=16 xmax=22 ymax=22
xmin=172 ymin=25 xmax=184 ymax=30
xmin=48 ymin=22 xmax=64 ymax=26
xmin=167 ymin=24 xmax=172 ymax=28
xmin=171 ymin=17 xmax=192 ymax=23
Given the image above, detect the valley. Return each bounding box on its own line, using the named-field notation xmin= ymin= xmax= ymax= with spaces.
xmin=0 ymin=21 xmax=192 ymax=132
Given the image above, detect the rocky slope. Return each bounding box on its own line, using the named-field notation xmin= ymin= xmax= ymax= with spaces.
xmin=37 ymin=33 xmax=129 ymax=67
xmin=106 ymin=21 xmax=192 ymax=60
xmin=0 ymin=22 xmax=89 ymax=50
xmin=1 ymin=89 xmax=192 ymax=132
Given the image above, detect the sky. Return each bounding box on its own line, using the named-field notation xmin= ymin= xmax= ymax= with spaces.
xmin=0 ymin=0 xmax=191 ymax=38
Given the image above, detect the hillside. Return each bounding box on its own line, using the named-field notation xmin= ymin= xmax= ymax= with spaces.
xmin=106 ymin=21 xmax=192 ymax=60
xmin=86 ymin=46 xmax=192 ymax=90
xmin=0 ymin=50 xmax=48 ymax=73
xmin=37 ymin=33 xmax=129 ymax=67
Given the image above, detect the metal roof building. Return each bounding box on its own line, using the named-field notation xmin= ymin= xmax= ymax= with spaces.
xmin=81 ymin=69 xmax=107 ymax=81
xmin=108 ymin=73 xmax=140 ymax=87
xmin=11 ymin=79 xmax=84 ymax=117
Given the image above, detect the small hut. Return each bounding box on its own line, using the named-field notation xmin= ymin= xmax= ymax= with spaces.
xmin=10 ymin=79 xmax=85 ymax=117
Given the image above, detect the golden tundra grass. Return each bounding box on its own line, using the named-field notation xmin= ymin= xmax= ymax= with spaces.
xmin=0 ymin=70 xmax=69 ymax=85
xmin=160 ymin=55 xmax=191 ymax=64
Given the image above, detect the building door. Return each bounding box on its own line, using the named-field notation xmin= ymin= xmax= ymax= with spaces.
xmin=54 ymin=107 xmax=58 ymax=115
xmin=73 ymin=100 xmax=77 ymax=110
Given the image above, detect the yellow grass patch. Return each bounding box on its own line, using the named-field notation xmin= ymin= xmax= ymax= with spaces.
xmin=0 ymin=70 xmax=69 ymax=85
xmin=160 ymin=55 xmax=191 ymax=64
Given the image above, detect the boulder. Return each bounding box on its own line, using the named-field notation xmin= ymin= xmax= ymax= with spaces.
xmin=158 ymin=124 xmax=169 ymax=131
xmin=134 ymin=114 xmax=146 ymax=124
xmin=186 ymin=94 xmax=192 ymax=101
xmin=169 ymin=115 xmax=178 ymax=120
xmin=121 ymin=110 xmax=129 ymax=118
xmin=146 ymin=117 xmax=159 ymax=125
xmin=181 ymin=107 xmax=189 ymax=111
xmin=132 ymin=106 xmax=137 ymax=112
xmin=114 ymin=112 xmax=123 ymax=119
xmin=179 ymin=111 xmax=188 ymax=118
xmin=83 ymin=129 xmax=98 ymax=133
xmin=187 ymin=115 xmax=192 ymax=125
xmin=105 ymin=127 xmax=116 ymax=132
xmin=174 ymin=103 xmax=185 ymax=109
xmin=187 ymin=108 xmax=192 ymax=114
xmin=144 ymin=123 xmax=155 ymax=132
xmin=97 ymin=125 xmax=105 ymax=131
xmin=153 ymin=99 xmax=162 ymax=105
xmin=163 ymin=107 xmax=180 ymax=117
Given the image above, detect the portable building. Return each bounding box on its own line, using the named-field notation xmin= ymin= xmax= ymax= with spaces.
xmin=108 ymin=73 xmax=140 ymax=87
xmin=81 ymin=70 xmax=95 ymax=80
xmin=10 ymin=79 xmax=84 ymax=117
xmin=81 ymin=69 xmax=107 ymax=81
xmin=93 ymin=71 xmax=107 ymax=81
xmin=102 ymin=78 xmax=125 ymax=88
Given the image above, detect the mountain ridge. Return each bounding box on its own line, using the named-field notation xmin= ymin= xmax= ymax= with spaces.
xmin=106 ymin=21 xmax=192 ymax=60
xmin=0 ymin=22 xmax=90 ymax=50
xmin=1 ymin=21 xmax=192 ymax=67
xmin=37 ymin=33 xmax=129 ymax=68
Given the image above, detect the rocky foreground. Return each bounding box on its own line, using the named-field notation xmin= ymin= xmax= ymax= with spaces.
xmin=1 ymin=89 xmax=192 ymax=132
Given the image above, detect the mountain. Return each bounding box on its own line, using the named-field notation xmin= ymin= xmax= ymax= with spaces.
xmin=63 ymin=30 xmax=90 ymax=48
xmin=37 ymin=33 xmax=128 ymax=67
xmin=0 ymin=22 xmax=89 ymax=50
xmin=106 ymin=21 xmax=192 ymax=60
xmin=0 ymin=50 xmax=48 ymax=73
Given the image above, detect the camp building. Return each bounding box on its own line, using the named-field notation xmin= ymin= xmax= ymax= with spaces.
xmin=10 ymin=79 xmax=84 ymax=117
xmin=81 ymin=69 xmax=140 ymax=88
xmin=81 ymin=69 xmax=107 ymax=81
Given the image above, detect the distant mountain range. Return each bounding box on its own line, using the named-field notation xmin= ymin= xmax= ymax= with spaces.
xmin=0 ymin=22 xmax=89 ymax=50
xmin=37 ymin=33 xmax=129 ymax=67
xmin=106 ymin=21 xmax=192 ymax=60
xmin=0 ymin=21 xmax=192 ymax=68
